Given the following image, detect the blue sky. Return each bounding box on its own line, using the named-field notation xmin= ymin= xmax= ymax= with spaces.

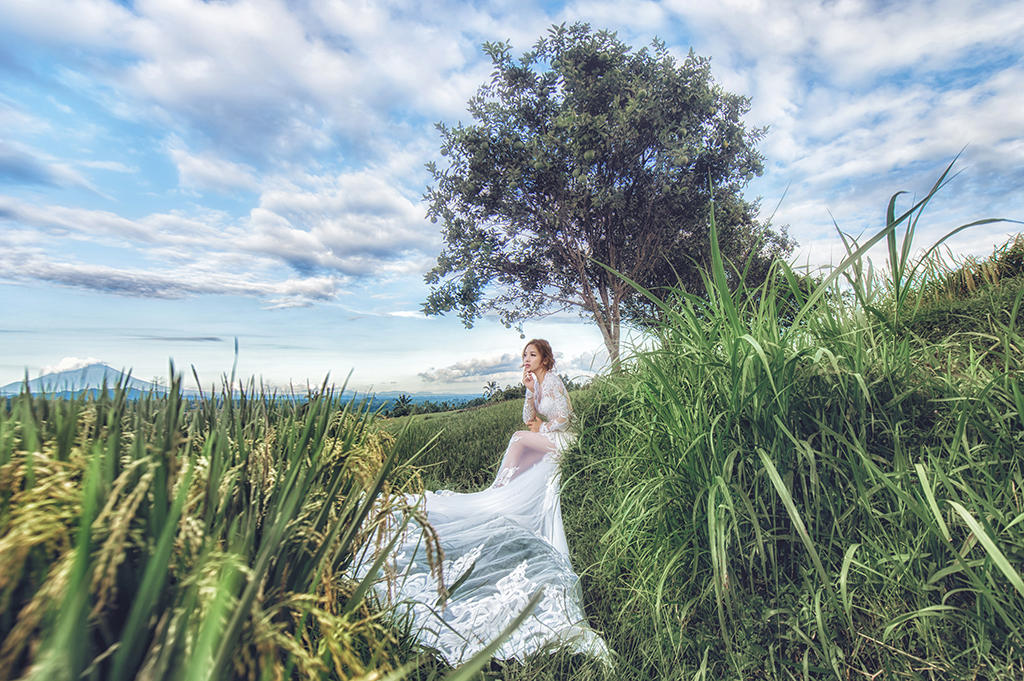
xmin=1 ymin=0 xmax=1022 ymax=394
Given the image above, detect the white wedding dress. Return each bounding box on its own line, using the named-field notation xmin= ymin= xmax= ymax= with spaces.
xmin=355 ymin=373 xmax=609 ymax=666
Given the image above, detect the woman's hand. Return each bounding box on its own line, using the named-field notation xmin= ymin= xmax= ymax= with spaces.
xmin=527 ymin=417 xmax=543 ymax=433
xmin=522 ymin=368 xmax=535 ymax=391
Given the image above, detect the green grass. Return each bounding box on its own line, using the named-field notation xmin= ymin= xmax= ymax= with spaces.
xmin=382 ymin=399 xmax=524 ymax=490
xmin=0 ymin=379 xmax=550 ymax=681
xmin=379 ymin=169 xmax=1024 ymax=679
xmin=380 ymin=392 xmax=604 ymax=492
xmin=550 ymin=175 xmax=1024 ymax=679
xmin=907 ymin=273 xmax=1024 ymax=343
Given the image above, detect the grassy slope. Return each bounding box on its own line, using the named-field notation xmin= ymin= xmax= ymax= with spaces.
xmin=381 ymin=394 xmax=616 ymax=680
xmin=380 ymin=235 xmax=1024 ymax=680
xmin=382 ymin=398 xmax=523 ymax=491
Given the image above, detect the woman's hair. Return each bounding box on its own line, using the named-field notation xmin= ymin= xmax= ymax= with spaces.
xmin=523 ymin=338 xmax=555 ymax=371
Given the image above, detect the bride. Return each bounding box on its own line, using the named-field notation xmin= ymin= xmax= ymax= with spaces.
xmin=356 ymin=339 xmax=609 ymax=666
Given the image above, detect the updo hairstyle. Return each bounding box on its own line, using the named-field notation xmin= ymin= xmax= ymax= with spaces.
xmin=523 ymin=338 xmax=555 ymax=371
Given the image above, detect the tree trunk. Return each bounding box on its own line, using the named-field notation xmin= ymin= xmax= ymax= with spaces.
xmin=594 ymin=310 xmax=621 ymax=372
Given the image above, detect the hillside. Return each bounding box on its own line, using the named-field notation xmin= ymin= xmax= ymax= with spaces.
xmin=384 ymin=228 xmax=1024 ymax=680
xmin=382 ymin=398 xmax=525 ymax=490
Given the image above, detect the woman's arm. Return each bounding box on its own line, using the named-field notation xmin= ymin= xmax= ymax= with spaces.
xmin=538 ymin=374 xmax=571 ymax=433
xmin=523 ymin=382 xmax=538 ymax=424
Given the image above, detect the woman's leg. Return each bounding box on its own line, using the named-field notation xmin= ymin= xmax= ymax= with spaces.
xmin=491 ymin=431 xmax=556 ymax=487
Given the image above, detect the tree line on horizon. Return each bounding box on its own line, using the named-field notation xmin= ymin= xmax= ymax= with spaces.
xmin=382 ymin=373 xmax=587 ymax=417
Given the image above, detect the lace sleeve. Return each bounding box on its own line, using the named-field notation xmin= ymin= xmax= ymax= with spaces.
xmin=538 ymin=374 xmax=571 ymax=433
xmin=523 ymin=386 xmax=537 ymax=424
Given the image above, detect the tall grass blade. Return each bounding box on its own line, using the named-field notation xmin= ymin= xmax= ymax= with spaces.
xmin=109 ymin=455 xmax=197 ymax=681
xmin=757 ymin=448 xmax=835 ymax=601
xmin=839 ymin=543 xmax=860 ymax=632
xmin=948 ymin=501 xmax=1024 ymax=598
xmin=915 ymin=463 xmax=951 ymax=543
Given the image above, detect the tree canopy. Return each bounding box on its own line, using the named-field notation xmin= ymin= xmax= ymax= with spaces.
xmin=423 ymin=23 xmax=794 ymax=363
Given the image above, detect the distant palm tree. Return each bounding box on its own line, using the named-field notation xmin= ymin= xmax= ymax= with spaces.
xmin=390 ymin=393 xmax=414 ymax=417
xmin=483 ymin=381 xmax=500 ymax=400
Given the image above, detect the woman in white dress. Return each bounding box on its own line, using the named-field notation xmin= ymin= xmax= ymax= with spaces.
xmin=357 ymin=339 xmax=609 ymax=666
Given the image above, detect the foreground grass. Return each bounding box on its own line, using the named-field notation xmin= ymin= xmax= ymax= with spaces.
xmin=0 ymin=378 xmax=429 ymax=681
xmin=558 ymin=191 xmax=1024 ymax=677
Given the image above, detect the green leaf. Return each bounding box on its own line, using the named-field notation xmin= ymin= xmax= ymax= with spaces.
xmin=948 ymin=501 xmax=1024 ymax=598
xmin=758 ymin=448 xmax=835 ymax=601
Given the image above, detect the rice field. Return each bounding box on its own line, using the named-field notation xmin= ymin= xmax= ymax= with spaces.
xmin=0 ymin=374 xmax=438 ymax=681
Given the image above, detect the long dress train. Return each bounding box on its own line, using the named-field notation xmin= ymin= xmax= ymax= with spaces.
xmin=355 ymin=373 xmax=609 ymax=665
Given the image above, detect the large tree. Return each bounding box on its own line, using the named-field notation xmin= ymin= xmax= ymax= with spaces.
xmin=423 ymin=23 xmax=793 ymax=363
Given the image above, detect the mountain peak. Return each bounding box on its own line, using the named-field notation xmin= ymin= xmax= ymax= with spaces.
xmin=0 ymin=363 xmax=169 ymax=396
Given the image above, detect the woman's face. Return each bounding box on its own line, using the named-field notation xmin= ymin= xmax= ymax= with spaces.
xmin=522 ymin=344 xmax=542 ymax=373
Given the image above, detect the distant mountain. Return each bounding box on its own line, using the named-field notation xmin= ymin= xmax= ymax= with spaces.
xmin=0 ymin=363 xmax=171 ymax=397
xmin=0 ymin=363 xmax=481 ymax=405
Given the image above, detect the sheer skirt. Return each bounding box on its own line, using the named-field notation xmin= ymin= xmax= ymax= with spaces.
xmin=353 ymin=428 xmax=609 ymax=665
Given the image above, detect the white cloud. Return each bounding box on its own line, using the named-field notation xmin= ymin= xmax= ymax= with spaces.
xmin=0 ymin=0 xmax=135 ymax=48
xmin=561 ymin=349 xmax=609 ymax=374
xmin=662 ymin=0 xmax=1024 ymax=79
xmin=561 ymin=0 xmax=667 ymax=35
xmin=40 ymin=356 xmax=103 ymax=375
xmin=418 ymin=345 xmax=609 ymax=384
xmin=0 ymin=159 xmax=437 ymax=303
xmin=0 ymin=241 xmax=342 ymax=303
xmin=0 ymin=194 xmax=350 ymax=306
xmin=814 ymin=2 xmax=1024 ymax=85
xmin=1 ymin=0 xmax=501 ymax=165
xmin=0 ymin=140 xmax=100 ymax=192
xmin=419 ymin=352 xmax=522 ymax=383
xmin=0 ymin=195 xmax=209 ymax=244
xmin=0 ymin=98 xmax=52 ymax=136
xmin=77 ymin=159 xmax=136 ymax=172
xmin=169 ymin=143 xmax=260 ymax=194
xmin=243 ymin=169 xmax=436 ymax=273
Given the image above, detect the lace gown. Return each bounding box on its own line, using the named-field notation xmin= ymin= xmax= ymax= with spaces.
xmin=355 ymin=373 xmax=609 ymax=665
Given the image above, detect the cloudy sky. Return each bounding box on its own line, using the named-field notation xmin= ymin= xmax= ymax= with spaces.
xmin=1 ymin=0 xmax=1022 ymax=394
